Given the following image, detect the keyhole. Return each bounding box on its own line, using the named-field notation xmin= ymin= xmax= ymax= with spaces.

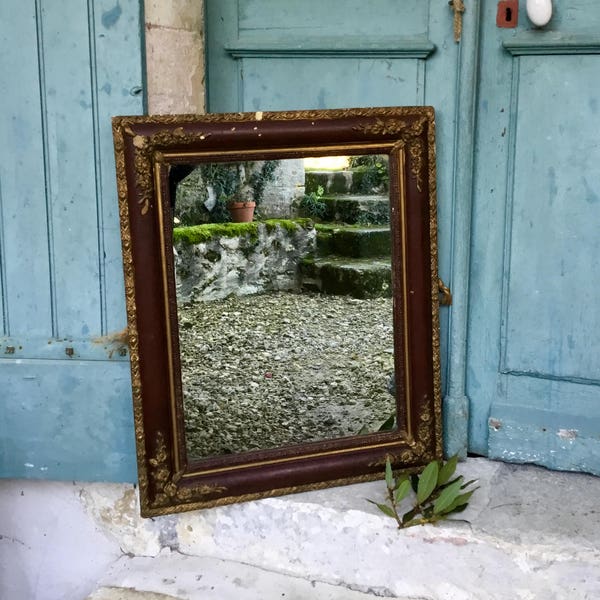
xmin=505 ymin=7 xmax=513 ymax=21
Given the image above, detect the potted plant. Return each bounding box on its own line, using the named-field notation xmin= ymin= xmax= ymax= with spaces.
xmin=226 ymin=163 xmax=256 ymax=222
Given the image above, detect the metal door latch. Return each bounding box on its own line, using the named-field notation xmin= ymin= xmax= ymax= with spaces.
xmin=438 ymin=278 xmax=453 ymax=306
xmin=449 ymin=0 xmax=466 ymax=42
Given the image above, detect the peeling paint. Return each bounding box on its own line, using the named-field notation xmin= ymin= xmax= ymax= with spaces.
xmin=557 ymin=428 xmax=578 ymax=440
xmin=80 ymin=486 xmax=164 ymax=557
xmin=102 ymin=4 xmax=122 ymax=29
xmin=92 ymin=328 xmax=129 ymax=358
xmin=92 ymin=328 xmax=128 ymax=347
xmin=489 ymin=418 xmax=502 ymax=431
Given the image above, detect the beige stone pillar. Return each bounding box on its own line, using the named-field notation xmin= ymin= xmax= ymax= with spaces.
xmin=144 ymin=0 xmax=206 ymax=114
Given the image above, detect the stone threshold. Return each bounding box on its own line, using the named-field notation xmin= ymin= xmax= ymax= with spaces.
xmin=85 ymin=458 xmax=600 ymax=600
xmin=4 ymin=458 xmax=600 ymax=599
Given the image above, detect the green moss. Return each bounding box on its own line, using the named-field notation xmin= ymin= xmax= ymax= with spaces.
xmin=263 ymin=218 xmax=313 ymax=233
xmin=173 ymin=222 xmax=260 ymax=245
xmin=174 ymin=219 xmax=314 ymax=245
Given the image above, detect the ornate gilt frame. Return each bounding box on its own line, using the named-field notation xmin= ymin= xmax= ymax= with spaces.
xmin=112 ymin=107 xmax=442 ymax=517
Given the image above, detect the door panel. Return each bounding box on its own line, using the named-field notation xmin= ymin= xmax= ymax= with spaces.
xmin=0 ymin=2 xmax=53 ymax=336
xmin=505 ymin=56 xmax=600 ymax=381
xmin=241 ymin=58 xmax=423 ymax=111
xmin=236 ymin=0 xmax=429 ymax=37
xmin=468 ymin=1 xmax=600 ymax=472
xmin=206 ymin=2 xmax=465 ymax=447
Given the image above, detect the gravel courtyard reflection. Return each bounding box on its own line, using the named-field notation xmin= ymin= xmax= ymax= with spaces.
xmin=179 ymin=292 xmax=395 ymax=459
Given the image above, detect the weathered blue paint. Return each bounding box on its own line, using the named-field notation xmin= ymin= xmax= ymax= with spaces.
xmin=1 ymin=359 xmax=136 ymax=481
xmin=442 ymin=0 xmax=481 ymax=459
xmin=0 ymin=0 xmax=144 ymax=481
xmin=206 ymin=0 xmax=474 ymax=454
xmin=468 ymin=0 xmax=600 ymax=473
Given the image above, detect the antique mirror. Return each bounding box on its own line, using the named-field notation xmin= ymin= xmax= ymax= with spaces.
xmin=112 ymin=107 xmax=442 ymax=517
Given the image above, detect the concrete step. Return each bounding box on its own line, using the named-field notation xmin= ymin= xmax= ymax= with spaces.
xmin=315 ymin=224 xmax=391 ymax=258
xmin=300 ymin=256 xmax=391 ymax=298
xmin=85 ymin=459 xmax=600 ymax=600
xmin=321 ymin=194 xmax=390 ymax=225
xmin=87 ymin=553 xmax=401 ymax=600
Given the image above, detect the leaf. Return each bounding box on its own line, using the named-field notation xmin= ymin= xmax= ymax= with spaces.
xmin=378 ymin=413 xmax=395 ymax=431
xmin=394 ymin=479 xmax=412 ymax=504
xmin=394 ymin=474 xmax=409 ymax=490
xmin=422 ymin=505 xmax=435 ymax=519
xmin=402 ymin=507 xmax=418 ymax=524
xmin=401 ymin=518 xmax=421 ymax=528
xmin=441 ymin=475 xmax=461 ymax=489
xmin=437 ymin=455 xmax=458 ymax=486
xmin=461 ymin=479 xmax=478 ymax=490
xmin=385 ymin=459 xmax=394 ymax=490
xmin=410 ymin=474 xmax=419 ymax=494
xmin=367 ymin=500 xmax=397 ymax=520
xmin=417 ymin=460 xmax=439 ymax=504
xmin=441 ymin=489 xmax=478 ymax=515
xmin=433 ymin=479 xmax=463 ymax=514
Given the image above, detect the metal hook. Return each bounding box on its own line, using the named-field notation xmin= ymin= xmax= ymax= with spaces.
xmin=438 ymin=278 xmax=453 ymax=306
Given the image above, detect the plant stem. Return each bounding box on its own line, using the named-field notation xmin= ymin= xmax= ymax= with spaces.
xmin=387 ymin=486 xmax=404 ymax=529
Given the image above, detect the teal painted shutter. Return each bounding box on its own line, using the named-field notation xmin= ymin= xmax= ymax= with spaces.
xmin=0 ymin=1 xmax=144 ymax=481
xmin=205 ymin=0 xmax=476 ymax=456
xmin=468 ymin=0 xmax=600 ymax=473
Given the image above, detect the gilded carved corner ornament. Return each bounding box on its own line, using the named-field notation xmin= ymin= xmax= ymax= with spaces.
xmin=148 ymin=432 xmax=226 ymax=509
xmin=354 ymin=116 xmax=429 ymax=191
xmin=117 ymin=120 xmax=212 ymax=216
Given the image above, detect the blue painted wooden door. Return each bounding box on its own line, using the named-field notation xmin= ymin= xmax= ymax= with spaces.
xmin=205 ymin=0 xmax=475 ymax=454
xmin=468 ymin=1 xmax=600 ymax=473
xmin=0 ymin=1 xmax=144 ymax=481
xmin=207 ymin=0 xmax=600 ymax=473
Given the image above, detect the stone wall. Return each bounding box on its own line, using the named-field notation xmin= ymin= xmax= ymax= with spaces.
xmin=259 ymin=159 xmax=306 ymax=218
xmin=175 ymin=160 xmax=307 ymax=225
xmin=175 ymin=221 xmax=316 ymax=302
xmin=144 ymin=0 xmax=205 ymax=114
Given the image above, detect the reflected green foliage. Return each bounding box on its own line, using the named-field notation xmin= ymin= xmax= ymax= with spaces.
xmin=348 ymin=155 xmax=389 ymax=194
xmin=298 ymin=185 xmax=327 ymax=218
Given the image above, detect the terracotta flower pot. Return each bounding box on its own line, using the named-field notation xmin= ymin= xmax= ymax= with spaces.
xmin=227 ymin=200 xmax=256 ymax=222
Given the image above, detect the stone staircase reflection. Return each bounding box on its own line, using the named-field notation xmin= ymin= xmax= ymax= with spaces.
xmin=300 ymin=168 xmax=392 ymax=298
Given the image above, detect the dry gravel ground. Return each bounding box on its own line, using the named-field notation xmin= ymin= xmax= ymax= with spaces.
xmin=178 ymin=291 xmax=396 ymax=459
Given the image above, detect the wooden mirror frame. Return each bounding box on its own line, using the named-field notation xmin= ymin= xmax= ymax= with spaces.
xmin=112 ymin=107 xmax=442 ymax=517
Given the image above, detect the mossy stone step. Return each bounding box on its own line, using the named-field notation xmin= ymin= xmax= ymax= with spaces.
xmin=300 ymin=257 xmax=392 ymax=299
xmin=305 ymin=168 xmax=387 ymax=196
xmin=316 ymin=225 xmax=391 ymax=258
xmin=306 ymin=170 xmax=353 ymax=194
xmin=321 ymin=194 xmax=390 ymax=225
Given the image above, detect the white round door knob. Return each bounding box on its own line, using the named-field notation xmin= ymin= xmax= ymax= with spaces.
xmin=526 ymin=0 xmax=553 ymax=27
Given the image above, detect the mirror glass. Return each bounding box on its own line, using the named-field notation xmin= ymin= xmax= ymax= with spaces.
xmin=171 ymin=155 xmax=397 ymax=460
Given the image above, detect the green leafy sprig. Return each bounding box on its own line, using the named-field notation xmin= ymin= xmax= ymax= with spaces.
xmin=368 ymin=455 xmax=478 ymax=529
